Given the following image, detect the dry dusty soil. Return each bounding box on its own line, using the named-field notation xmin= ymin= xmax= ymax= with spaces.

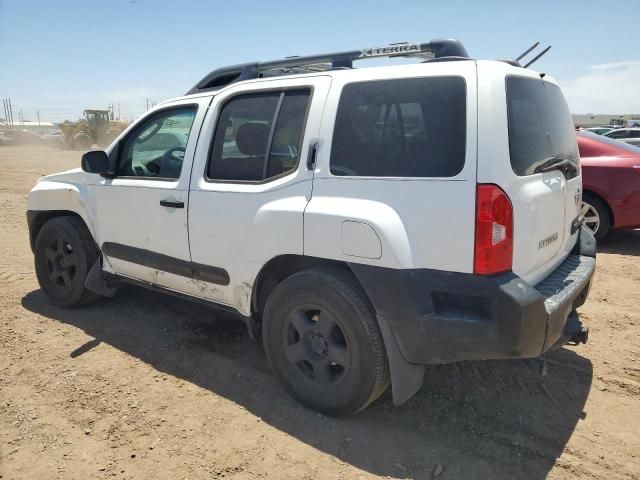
xmin=1 ymin=145 xmax=639 ymax=480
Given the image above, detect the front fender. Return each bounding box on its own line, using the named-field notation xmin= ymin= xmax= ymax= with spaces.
xmin=27 ymin=171 xmax=96 ymax=247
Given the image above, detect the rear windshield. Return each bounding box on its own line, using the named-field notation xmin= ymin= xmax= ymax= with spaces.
xmin=506 ymin=76 xmax=579 ymax=177
xmin=330 ymin=77 xmax=466 ymax=177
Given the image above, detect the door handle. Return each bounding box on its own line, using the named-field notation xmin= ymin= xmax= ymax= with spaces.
xmin=307 ymin=140 xmax=319 ymax=170
xmin=160 ymin=199 xmax=184 ymax=208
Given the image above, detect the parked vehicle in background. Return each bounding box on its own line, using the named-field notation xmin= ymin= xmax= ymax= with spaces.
xmin=0 ymin=129 xmax=47 ymax=146
xmin=43 ymin=130 xmax=64 ymax=148
xmin=577 ymin=131 xmax=640 ymax=240
xmin=603 ymin=128 xmax=640 ymax=147
xmin=585 ymin=127 xmax=614 ymax=135
xmin=0 ymin=130 xmax=14 ymax=146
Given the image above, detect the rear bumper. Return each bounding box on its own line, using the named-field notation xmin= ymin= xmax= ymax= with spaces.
xmin=349 ymin=227 xmax=596 ymax=366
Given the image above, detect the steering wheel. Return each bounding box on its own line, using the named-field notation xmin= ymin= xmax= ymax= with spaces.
xmin=160 ymin=146 xmax=186 ymax=177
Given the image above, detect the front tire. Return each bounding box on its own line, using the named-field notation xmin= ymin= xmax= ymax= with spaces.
xmin=34 ymin=216 xmax=99 ymax=308
xmin=262 ymin=267 xmax=390 ymax=416
xmin=72 ymin=133 xmax=92 ymax=151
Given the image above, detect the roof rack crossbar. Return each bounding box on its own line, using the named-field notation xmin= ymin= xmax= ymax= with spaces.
xmin=514 ymin=42 xmax=540 ymax=62
xmin=523 ymin=45 xmax=551 ymax=68
xmin=504 ymin=41 xmax=552 ymax=68
xmin=187 ymin=38 xmax=469 ymax=94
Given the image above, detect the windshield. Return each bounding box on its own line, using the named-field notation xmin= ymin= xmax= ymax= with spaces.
xmin=506 ymin=76 xmax=579 ymax=178
xmin=86 ymin=111 xmax=109 ymax=122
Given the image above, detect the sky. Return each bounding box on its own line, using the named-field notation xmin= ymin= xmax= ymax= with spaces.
xmin=1 ymin=0 xmax=639 ymax=123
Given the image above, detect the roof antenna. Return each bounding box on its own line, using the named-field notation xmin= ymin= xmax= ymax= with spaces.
xmin=523 ymin=45 xmax=551 ymax=68
xmin=514 ymin=42 xmax=540 ymax=62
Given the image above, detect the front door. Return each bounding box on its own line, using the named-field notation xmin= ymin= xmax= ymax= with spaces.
xmin=90 ymin=97 xmax=210 ymax=292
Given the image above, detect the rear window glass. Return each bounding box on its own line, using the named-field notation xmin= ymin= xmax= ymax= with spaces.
xmin=506 ymin=76 xmax=579 ymax=177
xmin=330 ymin=77 xmax=466 ymax=177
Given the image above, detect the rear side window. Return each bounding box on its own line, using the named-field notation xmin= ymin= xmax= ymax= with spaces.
xmin=506 ymin=77 xmax=579 ymax=177
xmin=607 ymin=130 xmax=629 ymax=139
xmin=330 ymin=77 xmax=466 ymax=177
xmin=207 ymin=89 xmax=311 ymax=182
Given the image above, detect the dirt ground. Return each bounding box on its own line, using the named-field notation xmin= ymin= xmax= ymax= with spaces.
xmin=0 ymin=145 xmax=639 ymax=480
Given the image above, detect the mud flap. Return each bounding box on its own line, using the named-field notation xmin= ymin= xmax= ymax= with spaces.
xmin=244 ymin=315 xmax=262 ymax=341
xmin=85 ymin=257 xmax=118 ymax=297
xmin=571 ymin=225 xmax=597 ymax=258
xmin=376 ymin=314 xmax=425 ymax=405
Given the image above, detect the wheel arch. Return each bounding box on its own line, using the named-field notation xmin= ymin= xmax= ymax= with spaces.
xmin=28 ymin=176 xmax=97 ymax=252
xmin=252 ymin=254 xmax=424 ymax=405
xmin=28 ymin=210 xmax=93 ymax=253
xmin=251 ymin=255 xmax=356 ymax=315
xmin=583 ymin=188 xmax=615 ymax=228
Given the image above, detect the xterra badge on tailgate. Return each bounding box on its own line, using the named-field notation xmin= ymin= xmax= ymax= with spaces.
xmin=538 ymin=232 xmax=559 ymax=249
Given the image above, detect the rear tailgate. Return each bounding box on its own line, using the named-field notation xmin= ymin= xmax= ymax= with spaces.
xmin=477 ymin=63 xmax=581 ymax=285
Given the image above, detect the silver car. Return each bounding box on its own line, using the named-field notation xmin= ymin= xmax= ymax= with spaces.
xmin=603 ymin=128 xmax=640 ymax=147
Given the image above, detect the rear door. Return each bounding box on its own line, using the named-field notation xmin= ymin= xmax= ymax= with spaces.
xmin=186 ymin=76 xmax=331 ymax=315
xmin=477 ymin=64 xmax=581 ymax=285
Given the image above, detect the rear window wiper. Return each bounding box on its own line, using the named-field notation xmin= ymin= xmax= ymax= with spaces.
xmin=533 ymin=156 xmax=578 ymax=175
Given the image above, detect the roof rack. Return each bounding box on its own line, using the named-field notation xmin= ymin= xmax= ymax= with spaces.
xmin=187 ymin=38 xmax=469 ymax=94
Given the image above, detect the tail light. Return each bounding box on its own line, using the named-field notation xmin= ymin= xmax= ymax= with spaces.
xmin=474 ymin=184 xmax=513 ymax=275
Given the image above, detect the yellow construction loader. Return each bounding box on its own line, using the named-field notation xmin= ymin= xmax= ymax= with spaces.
xmin=59 ymin=109 xmax=128 ymax=150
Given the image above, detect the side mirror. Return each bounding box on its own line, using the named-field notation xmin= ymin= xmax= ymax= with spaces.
xmin=81 ymin=150 xmax=111 ymax=176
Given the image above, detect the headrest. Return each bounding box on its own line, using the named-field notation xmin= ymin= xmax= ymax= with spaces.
xmin=236 ymin=122 xmax=269 ymax=156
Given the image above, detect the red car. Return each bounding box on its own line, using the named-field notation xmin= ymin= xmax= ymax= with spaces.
xmin=577 ymin=131 xmax=640 ymax=240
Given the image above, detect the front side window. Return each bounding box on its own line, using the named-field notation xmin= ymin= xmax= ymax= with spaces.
xmin=506 ymin=77 xmax=578 ymax=177
xmin=207 ymin=89 xmax=311 ymax=182
xmin=119 ymin=107 xmax=197 ymax=179
xmin=330 ymin=77 xmax=466 ymax=177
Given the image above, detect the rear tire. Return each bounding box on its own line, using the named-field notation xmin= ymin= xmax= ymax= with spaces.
xmin=262 ymin=266 xmax=390 ymax=416
xmin=582 ymin=193 xmax=611 ymax=241
xmin=34 ymin=216 xmax=99 ymax=308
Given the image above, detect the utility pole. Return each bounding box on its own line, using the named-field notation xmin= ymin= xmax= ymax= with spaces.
xmin=4 ymin=99 xmax=10 ymax=126
xmin=145 ymin=97 xmax=149 ymax=110
xmin=117 ymin=103 xmax=121 ymax=120
xmin=8 ymin=98 xmax=14 ymax=127
xmin=37 ymin=110 xmax=41 ymax=126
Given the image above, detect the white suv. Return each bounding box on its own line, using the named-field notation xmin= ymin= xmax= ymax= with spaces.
xmin=27 ymin=39 xmax=595 ymax=416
